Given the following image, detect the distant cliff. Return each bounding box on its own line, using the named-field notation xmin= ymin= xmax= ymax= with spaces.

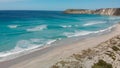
xmin=64 ymin=8 xmax=120 ymax=16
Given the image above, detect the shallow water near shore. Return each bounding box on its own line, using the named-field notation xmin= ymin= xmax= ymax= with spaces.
xmin=0 ymin=10 xmax=120 ymax=61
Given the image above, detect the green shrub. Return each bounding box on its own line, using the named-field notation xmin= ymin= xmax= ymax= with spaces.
xmin=112 ymin=46 xmax=120 ymax=51
xmin=105 ymin=51 xmax=116 ymax=60
xmin=92 ymin=60 xmax=112 ymax=68
xmin=51 ymin=65 xmax=59 ymax=68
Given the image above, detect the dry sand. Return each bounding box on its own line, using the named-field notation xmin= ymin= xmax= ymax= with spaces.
xmin=0 ymin=24 xmax=120 ymax=68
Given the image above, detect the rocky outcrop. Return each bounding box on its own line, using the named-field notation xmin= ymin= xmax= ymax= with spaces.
xmin=51 ymin=35 xmax=120 ymax=68
xmin=64 ymin=8 xmax=120 ymax=16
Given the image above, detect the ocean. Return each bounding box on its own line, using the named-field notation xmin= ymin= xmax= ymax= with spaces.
xmin=0 ymin=10 xmax=120 ymax=61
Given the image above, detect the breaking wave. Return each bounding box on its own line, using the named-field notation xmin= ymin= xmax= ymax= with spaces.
xmin=83 ymin=21 xmax=106 ymax=26
xmin=63 ymin=24 xmax=116 ymax=38
xmin=0 ymin=39 xmax=56 ymax=61
xmin=26 ymin=25 xmax=47 ymax=32
xmin=60 ymin=25 xmax=72 ymax=28
xmin=8 ymin=25 xmax=19 ymax=29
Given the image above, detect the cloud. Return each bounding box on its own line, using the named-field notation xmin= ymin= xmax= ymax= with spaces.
xmin=0 ymin=0 xmax=23 ymax=2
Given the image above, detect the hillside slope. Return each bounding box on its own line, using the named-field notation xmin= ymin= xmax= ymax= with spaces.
xmin=64 ymin=8 xmax=120 ymax=16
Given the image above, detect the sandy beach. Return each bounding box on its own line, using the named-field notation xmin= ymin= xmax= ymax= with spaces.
xmin=0 ymin=23 xmax=120 ymax=68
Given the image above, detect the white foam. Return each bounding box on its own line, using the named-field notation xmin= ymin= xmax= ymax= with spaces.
xmin=26 ymin=25 xmax=47 ymax=32
xmin=60 ymin=25 xmax=72 ymax=28
xmin=46 ymin=40 xmax=57 ymax=45
xmin=93 ymin=24 xmax=116 ymax=34
xmin=64 ymin=24 xmax=116 ymax=38
xmin=83 ymin=21 xmax=106 ymax=26
xmin=0 ymin=38 xmax=57 ymax=61
xmin=0 ymin=44 xmax=40 ymax=62
xmin=0 ymin=39 xmax=41 ymax=58
xmin=8 ymin=25 xmax=19 ymax=29
xmin=63 ymin=31 xmax=92 ymax=38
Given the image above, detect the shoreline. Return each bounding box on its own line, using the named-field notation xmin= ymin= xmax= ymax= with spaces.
xmin=0 ymin=23 xmax=116 ymax=62
xmin=0 ymin=23 xmax=120 ymax=68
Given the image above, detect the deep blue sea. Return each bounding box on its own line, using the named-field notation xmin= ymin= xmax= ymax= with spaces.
xmin=0 ymin=11 xmax=120 ymax=60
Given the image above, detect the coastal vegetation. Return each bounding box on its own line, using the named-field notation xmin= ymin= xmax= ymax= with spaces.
xmin=111 ymin=46 xmax=120 ymax=51
xmin=92 ymin=60 xmax=112 ymax=68
xmin=51 ymin=35 xmax=120 ymax=68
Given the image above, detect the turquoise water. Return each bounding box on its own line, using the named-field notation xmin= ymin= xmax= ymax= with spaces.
xmin=0 ymin=11 xmax=120 ymax=59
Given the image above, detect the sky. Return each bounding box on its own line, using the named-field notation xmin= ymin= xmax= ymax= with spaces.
xmin=0 ymin=0 xmax=120 ymax=10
